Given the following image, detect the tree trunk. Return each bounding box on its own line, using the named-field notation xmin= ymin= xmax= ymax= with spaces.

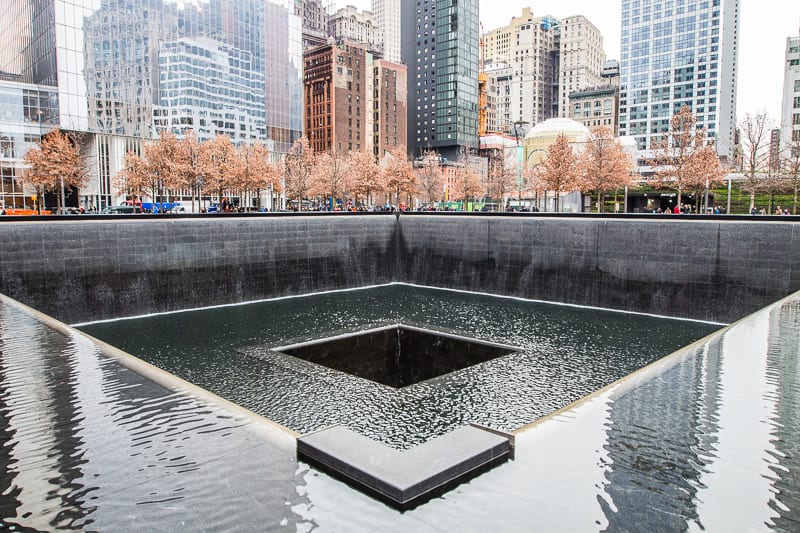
xmin=598 ymin=191 xmax=604 ymax=213
xmin=793 ymin=184 xmax=798 ymax=215
xmin=749 ymin=191 xmax=755 ymax=211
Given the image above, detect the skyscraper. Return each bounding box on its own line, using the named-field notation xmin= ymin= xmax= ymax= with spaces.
xmin=618 ymin=0 xmax=739 ymax=160
xmin=401 ymin=0 xmax=479 ymax=160
xmin=0 ymin=0 xmax=303 ymax=211
xmin=371 ymin=0 xmax=401 ymax=63
xmin=782 ymin=31 xmax=800 ymax=147
xmin=483 ymin=9 xmax=560 ymax=134
xmin=558 ymin=15 xmax=606 ymax=118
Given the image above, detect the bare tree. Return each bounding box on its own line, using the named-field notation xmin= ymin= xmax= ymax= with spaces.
xmin=238 ymin=142 xmax=280 ymax=210
xmin=415 ymin=151 xmax=444 ymax=206
xmin=782 ymin=136 xmax=800 ymax=214
xmin=21 ymin=128 xmax=89 ymax=213
xmin=348 ymin=149 xmax=380 ymax=207
xmin=310 ymin=150 xmax=350 ymax=209
xmin=115 ymin=151 xmax=148 ymax=211
xmin=686 ymin=140 xmax=727 ymax=212
xmin=283 ymin=137 xmax=316 ymax=210
xmin=579 ymin=127 xmax=635 ymax=213
xmin=199 ymin=135 xmax=239 ymax=210
xmin=451 ymin=149 xmax=483 ymax=210
xmin=652 ymin=106 xmax=713 ymax=209
xmin=173 ymin=130 xmax=205 ymax=211
xmin=485 ymin=149 xmax=518 ymax=210
xmin=381 ymin=145 xmax=416 ymax=207
xmin=140 ymin=130 xmax=180 ymax=211
xmin=738 ymin=112 xmax=773 ymax=211
xmin=538 ymin=133 xmax=580 ymax=212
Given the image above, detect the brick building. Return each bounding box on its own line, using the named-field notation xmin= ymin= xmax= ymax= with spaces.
xmin=304 ymin=39 xmax=406 ymax=157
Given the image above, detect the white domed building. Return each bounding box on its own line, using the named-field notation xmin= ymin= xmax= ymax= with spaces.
xmin=523 ymin=118 xmax=590 ymax=166
xmin=521 ymin=118 xmax=590 ymax=213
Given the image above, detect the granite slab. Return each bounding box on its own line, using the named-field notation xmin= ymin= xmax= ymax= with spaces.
xmin=297 ymin=424 xmax=512 ymax=509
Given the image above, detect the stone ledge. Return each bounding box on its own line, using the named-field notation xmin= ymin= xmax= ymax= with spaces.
xmin=297 ymin=424 xmax=512 ymax=510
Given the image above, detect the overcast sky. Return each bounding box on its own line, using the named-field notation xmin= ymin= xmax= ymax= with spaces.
xmin=339 ymin=0 xmax=800 ymax=126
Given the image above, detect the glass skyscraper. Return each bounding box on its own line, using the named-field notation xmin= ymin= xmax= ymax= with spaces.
xmin=618 ymin=0 xmax=739 ymax=161
xmin=401 ymin=0 xmax=479 ymax=160
xmin=0 ymin=0 xmax=302 ymax=210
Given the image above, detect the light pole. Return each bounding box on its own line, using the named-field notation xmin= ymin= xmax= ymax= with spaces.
xmin=512 ymin=121 xmax=529 ymax=210
xmin=727 ymin=174 xmax=732 ymax=214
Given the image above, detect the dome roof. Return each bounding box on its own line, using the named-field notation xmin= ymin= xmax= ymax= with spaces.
xmin=524 ymin=118 xmax=590 ymax=140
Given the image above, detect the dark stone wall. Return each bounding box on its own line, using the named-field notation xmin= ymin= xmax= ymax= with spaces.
xmin=397 ymin=216 xmax=800 ymax=323
xmin=0 ymin=215 xmax=399 ymax=324
xmin=1 ymin=214 xmax=799 ymax=324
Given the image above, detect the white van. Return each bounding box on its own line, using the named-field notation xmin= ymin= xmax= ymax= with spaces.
xmin=166 ymin=203 xmax=198 ymax=214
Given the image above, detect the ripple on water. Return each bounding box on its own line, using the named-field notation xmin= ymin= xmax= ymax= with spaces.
xmin=79 ymin=285 xmax=721 ymax=449
xmin=0 ymin=304 xmax=310 ymax=531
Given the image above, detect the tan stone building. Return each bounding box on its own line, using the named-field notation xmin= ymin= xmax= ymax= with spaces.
xmin=568 ymin=84 xmax=619 ymax=134
xmin=483 ymin=8 xmax=560 ymax=133
xmin=558 ymin=15 xmax=606 ymax=118
xmin=328 ymin=5 xmax=381 ymax=55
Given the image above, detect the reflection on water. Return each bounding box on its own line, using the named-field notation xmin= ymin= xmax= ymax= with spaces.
xmin=0 ymin=301 xmax=309 ymax=531
xmin=78 ymin=285 xmax=720 ymax=447
xmin=596 ymin=299 xmax=800 ymax=532
xmin=3 ymin=290 xmax=800 ymax=530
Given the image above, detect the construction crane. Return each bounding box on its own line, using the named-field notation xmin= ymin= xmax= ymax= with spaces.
xmin=478 ymin=22 xmax=488 ymax=137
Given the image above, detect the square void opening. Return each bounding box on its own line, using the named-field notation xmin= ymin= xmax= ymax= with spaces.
xmin=274 ymin=324 xmax=518 ymax=389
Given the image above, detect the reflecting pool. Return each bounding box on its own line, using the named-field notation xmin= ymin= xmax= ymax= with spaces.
xmin=78 ymin=284 xmax=720 ymax=448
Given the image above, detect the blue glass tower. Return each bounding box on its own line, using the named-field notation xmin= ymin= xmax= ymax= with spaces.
xmin=618 ymin=0 xmax=739 ymax=160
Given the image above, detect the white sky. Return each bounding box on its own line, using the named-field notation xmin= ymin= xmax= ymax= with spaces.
xmin=339 ymin=0 xmax=800 ymax=125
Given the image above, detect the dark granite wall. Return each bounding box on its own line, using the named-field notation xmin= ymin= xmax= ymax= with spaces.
xmin=0 ymin=216 xmax=399 ymax=323
xmin=398 ymin=216 xmax=800 ymax=323
xmin=1 ymin=214 xmax=798 ymax=324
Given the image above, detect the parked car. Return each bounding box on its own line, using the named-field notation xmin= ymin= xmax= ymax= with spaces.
xmin=54 ymin=207 xmax=82 ymax=215
xmin=100 ymin=205 xmax=139 ymax=214
xmin=165 ymin=204 xmax=197 ymax=214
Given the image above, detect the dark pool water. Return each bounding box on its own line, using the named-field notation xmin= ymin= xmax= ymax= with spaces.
xmin=78 ymin=284 xmax=721 ymax=448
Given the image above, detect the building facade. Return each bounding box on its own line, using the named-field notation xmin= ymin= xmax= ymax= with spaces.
xmin=329 ymin=6 xmax=381 ymax=55
xmin=371 ymin=0 xmax=401 ymax=63
xmin=618 ymin=0 xmax=740 ymax=161
xmin=298 ymin=0 xmax=333 ymax=50
xmin=782 ymin=33 xmax=800 ymax=146
xmin=304 ymin=39 xmax=406 ymax=157
xmin=557 ymin=15 xmax=606 ymax=118
xmin=483 ymin=8 xmax=560 ymax=135
xmin=401 ymin=0 xmax=479 ymax=160
xmin=0 ymin=0 xmax=303 ymax=211
xmin=373 ymin=59 xmax=407 ymax=158
xmin=568 ymin=85 xmax=619 ymax=134
xmin=153 ymin=38 xmax=268 ymax=145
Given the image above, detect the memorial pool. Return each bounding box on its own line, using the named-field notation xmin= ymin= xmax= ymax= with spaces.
xmin=78 ymin=284 xmax=721 ymax=448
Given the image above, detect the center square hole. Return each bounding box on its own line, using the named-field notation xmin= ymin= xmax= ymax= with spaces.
xmin=273 ymin=324 xmax=520 ymax=389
